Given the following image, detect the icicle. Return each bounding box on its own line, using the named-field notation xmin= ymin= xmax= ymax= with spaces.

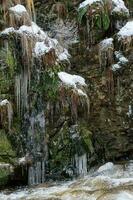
xmin=15 ymin=75 xmax=21 ymax=114
xmin=7 ymin=101 xmax=13 ymax=131
xmin=74 ymin=153 xmax=87 ymax=176
xmin=0 ymin=99 xmax=13 ymax=131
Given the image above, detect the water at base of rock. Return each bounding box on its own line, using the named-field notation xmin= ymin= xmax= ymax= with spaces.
xmin=0 ymin=161 xmax=133 ymax=200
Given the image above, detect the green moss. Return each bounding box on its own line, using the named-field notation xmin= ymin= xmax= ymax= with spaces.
xmin=78 ymin=1 xmax=110 ymax=31
xmin=0 ymin=168 xmax=10 ymax=186
xmin=38 ymin=65 xmax=63 ymax=101
xmin=6 ymin=49 xmax=16 ymax=76
xmin=79 ymin=123 xmax=94 ymax=154
xmin=0 ymin=130 xmax=16 ymax=164
xmin=0 ymin=47 xmax=17 ymax=96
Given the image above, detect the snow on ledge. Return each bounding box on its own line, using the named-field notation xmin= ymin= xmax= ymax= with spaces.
xmin=58 ymin=49 xmax=70 ymax=61
xmin=112 ymin=63 xmax=121 ymax=71
xmin=97 ymin=162 xmax=114 ymax=173
xmin=58 ymin=72 xmax=86 ymax=88
xmin=1 ymin=27 xmax=15 ymax=35
xmin=34 ymin=41 xmax=53 ymax=56
xmin=115 ymin=51 xmax=128 ymax=65
xmin=100 ymin=38 xmax=113 ymax=49
xmin=117 ymin=21 xmax=133 ymax=40
xmin=77 ymin=89 xmax=87 ymax=97
xmin=18 ymin=22 xmax=47 ymax=38
xmin=112 ymin=0 xmax=129 ymax=16
xmin=1 ymin=5 xmax=70 ymax=63
xmin=0 ymin=99 xmax=10 ymax=106
xmin=79 ymin=0 xmax=102 ymax=9
xmin=9 ymin=4 xmax=27 ymax=15
xmin=18 ymin=157 xmax=26 ymax=165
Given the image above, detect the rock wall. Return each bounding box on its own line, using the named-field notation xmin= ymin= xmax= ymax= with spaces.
xmin=0 ymin=0 xmax=133 ymax=186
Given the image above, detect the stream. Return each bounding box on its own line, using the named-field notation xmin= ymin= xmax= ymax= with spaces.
xmin=0 ymin=161 xmax=133 ymax=200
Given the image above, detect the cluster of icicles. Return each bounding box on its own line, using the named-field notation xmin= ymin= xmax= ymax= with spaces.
xmin=0 ymin=161 xmax=133 ymax=200
xmin=0 ymin=99 xmax=13 ymax=131
xmin=0 ymin=2 xmax=90 ymax=128
xmin=0 ymin=2 xmax=70 ymax=117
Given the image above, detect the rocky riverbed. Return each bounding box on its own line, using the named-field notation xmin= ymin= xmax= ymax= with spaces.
xmin=0 ymin=161 xmax=133 ymax=200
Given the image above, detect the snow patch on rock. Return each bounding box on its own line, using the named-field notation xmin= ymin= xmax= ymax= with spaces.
xmin=1 ymin=27 xmax=15 ymax=35
xmin=58 ymin=72 xmax=86 ymax=88
xmin=58 ymin=49 xmax=70 ymax=61
xmin=112 ymin=0 xmax=129 ymax=16
xmin=9 ymin=4 xmax=27 ymax=15
xmin=0 ymin=99 xmax=10 ymax=106
xmin=98 ymin=162 xmax=114 ymax=173
xmin=34 ymin=41 xmax=53 ymax=56
xmin=79 ymin=0 xmax=102 ymax=9
xmin=112 ymin=63 xmax=121 ymax=71
xmin=117 ymin=21 xmax=133 ymax=39
xmin=100 ymin=38 xmax=113 ymax=49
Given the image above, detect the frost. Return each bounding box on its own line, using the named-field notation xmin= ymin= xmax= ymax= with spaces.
xmin=9 ymin=4 xmax=27 ymax=15
xmin=51 ymin=19 xmax=78 ymax=48
xmin=58 ymin=72 xmax=86 ymax=88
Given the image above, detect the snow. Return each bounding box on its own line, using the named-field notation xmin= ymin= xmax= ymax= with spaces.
xmin=112 ymin=63 xmax=121 ymax=71
xmin=79 ymin=0 xmax=102 ymax=9
xmin=1 ymin=27 xmax=15 ymax=35
xmin=58 ymin=72 xmax=86 ymax=88
xmin=0 ymin=99 xmax=10 ymax=106
xmin=1 ymin=5 xmax=70 ymax=64
xmin=119 ymin=56 xmax=128 ymax=64
xmin=9 ymin=4 xmax=27 ymax=15
xmin=72 ymin=75 xmax=86 ymax=86
xmin=112 ymin=0 xmax=129 ymax=15
xmin=98 ymin=162 xmax=114 ymax=173
xmin=18 ymin=22 xmax=47 ymax=38
xmin=77 ymin=89 xmax=87 ymax=97
xmin=100 ymin=38 xmax=113 ymax=49
xmin=58 ymin=49 xmax=70 ymax=61
xmin=115 ymin=51 xmax=128 ymax=65
xmin=19 ymin=157 xmax=26 ymax=165
xmin=117 ymin=21 xmax=133 ymax=39
xmin=34 ymin=41 xmax=53 ymax=56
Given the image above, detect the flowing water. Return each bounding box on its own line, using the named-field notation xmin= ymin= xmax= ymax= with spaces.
xmin=0 ymin=161 xmax=133 ymax=200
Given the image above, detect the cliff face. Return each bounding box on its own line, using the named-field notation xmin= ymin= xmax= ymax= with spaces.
xmin=0 ymin=0 xmax=133 ymax=186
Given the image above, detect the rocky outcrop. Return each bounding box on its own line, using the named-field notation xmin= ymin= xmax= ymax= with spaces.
xmin=0 ymin=0 xmax=132 ymax=186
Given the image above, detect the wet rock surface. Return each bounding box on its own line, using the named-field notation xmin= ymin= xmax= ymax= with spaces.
xmin=0 ymin=161 xmax=133 ymax=199
xmin=0 ymin=0 xmax=133 ymax=187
